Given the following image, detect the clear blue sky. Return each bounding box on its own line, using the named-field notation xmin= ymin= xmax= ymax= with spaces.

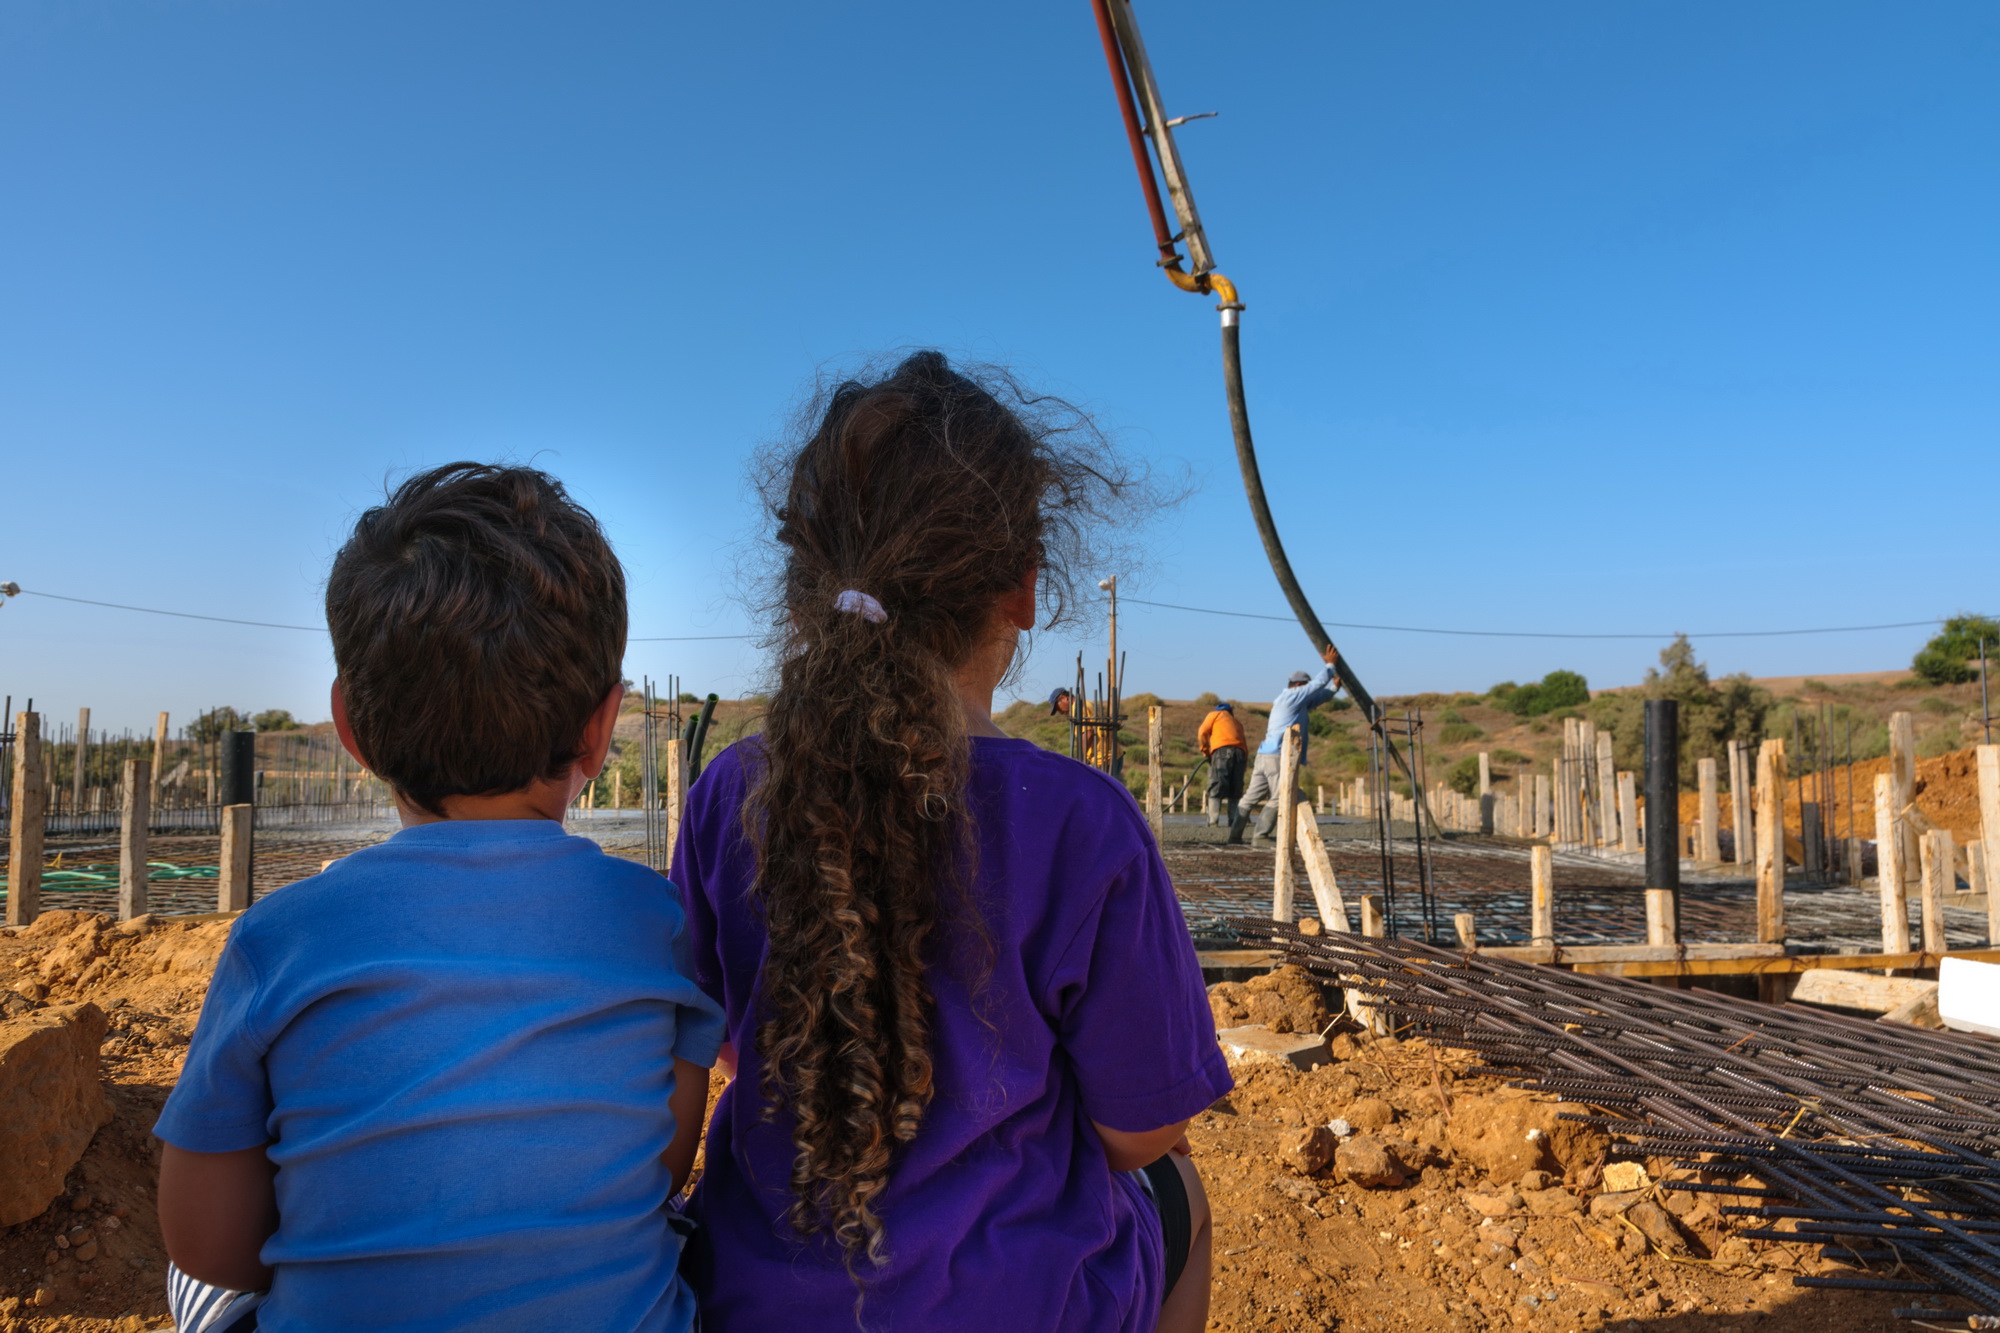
xmin=2 ymin=1 xmax=1994 ymax=733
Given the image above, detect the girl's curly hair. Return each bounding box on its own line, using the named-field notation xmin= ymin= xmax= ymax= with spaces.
xmin=745 ymin=350 xmax=1136 ymax=1274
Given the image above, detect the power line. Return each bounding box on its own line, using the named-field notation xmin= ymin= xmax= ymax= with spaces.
xmin=1118 ymin=597 xmax=1954 ymax=641
xmin=8 ymin=588 xmax=755 ymax=643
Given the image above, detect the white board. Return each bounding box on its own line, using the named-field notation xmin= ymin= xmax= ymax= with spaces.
xmin=1938 ymin=956 xmax=2000 ymax=1039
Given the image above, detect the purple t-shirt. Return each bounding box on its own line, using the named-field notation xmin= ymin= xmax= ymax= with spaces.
xmin=674 ymin=736 xmax=1231 ymax=1333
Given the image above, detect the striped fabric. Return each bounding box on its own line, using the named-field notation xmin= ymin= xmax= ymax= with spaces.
xmin=166 ymin=1264 xmax=263 ymax=1333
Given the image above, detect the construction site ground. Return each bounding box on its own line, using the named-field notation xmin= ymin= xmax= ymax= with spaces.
xmin=5 ymin=794 xmax=1968 ymax=1330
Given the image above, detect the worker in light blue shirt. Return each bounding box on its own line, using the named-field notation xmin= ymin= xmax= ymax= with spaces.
xmin=1229 ymin=645 xmax=1340 ymax=845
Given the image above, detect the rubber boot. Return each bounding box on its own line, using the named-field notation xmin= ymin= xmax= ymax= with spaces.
xmin=1225 ymin=811 xmax=1251 ymax=844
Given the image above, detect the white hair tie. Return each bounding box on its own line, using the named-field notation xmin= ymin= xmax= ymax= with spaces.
xmin=833 ymin=589 xmax=887 ymax=623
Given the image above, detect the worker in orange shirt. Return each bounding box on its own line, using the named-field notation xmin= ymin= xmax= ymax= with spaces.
xmin=1196 ymin=700 xmax=1248 ymax=828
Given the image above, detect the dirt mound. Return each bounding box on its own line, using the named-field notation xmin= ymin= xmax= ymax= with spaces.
xmin=1194 ymin=1028 xmax=1904 ymax=1331
xmin=0 ymin=911 xmax=232 ymax=1330
xmin=1208 ymin=964 xmax=1333 ymax=1035
xmin=1675 ymin=742 xmax=1991 ymax=846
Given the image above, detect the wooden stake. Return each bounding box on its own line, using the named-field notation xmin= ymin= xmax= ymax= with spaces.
xmin=1530 ymin=844 xmax=1554 ymax=944
xmin=218 ymin=802 xmax=253 ymax=913
xmin=1146 ymin=706 xmax=1164 ymax=841
xmin=1876 ymin=772 xmax=1910 ymax=954
xmin=663 ymin=736 xmax=686 ymax=861
xmin=1920 ymin=829 xmax=1953 ymax=954
xmin=1697 ymin=757 xmax=1721 ymax=864
xmin=1477 ymin=752 xmax=1491 ymax=797
xmin=1295 ymin=799 xmax=1348 ymax=930
xmin=1534 ymin=773 xmax=1551 ymax=839
xmin=1890 ymin=711 xmax=1920 ymax=897
xmin=6 ymin=712 xmax=44 ymax=925
xmin=73 ymin=706 xmax=90 ymax=815
xmin=1617 ymin=772 xmax=1639 ymax=853
xmin=1756 ymin=739 xmax=1786 ymax=944
xmin=1644 ymin=889 xmax=1677 ymax=946
xmin=119 ymin=758 xmax=151 ymax=920
xmin=1595 ymin=734 xmax=1617 ymax=847
xmin=1453 ymin=911 xmax=1477 ymax=950
xmin=1728 ymin=740 xmax=1753 ymax=866
xmin=1359 ymin=893 xmax=1384 ymax=937
xmin=612 ymin=769 xmax=623 ymax=811
xmin=1271 ymin=726 xmax=1300 ymax=922
xmin=152 ymin=711 xmax=170 ymax=804
xmin=1980 ymin=746 xmax=2000 ymax=942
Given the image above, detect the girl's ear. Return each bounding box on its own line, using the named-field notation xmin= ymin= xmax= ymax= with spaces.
xmin=999 ymin=567 xmax=1039 ymax=632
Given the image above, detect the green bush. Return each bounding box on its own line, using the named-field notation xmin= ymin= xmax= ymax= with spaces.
xmin=252 ymin=709 xmax=301 ymax=732
xmin=1917 ymin=726 xmax=1963 ymax=760
xmin=1912 ymin=615 xmax=2000 ymax=685
xmin=1919 ymin=696 xmax=1959 ymax=716
xmin=189 ymin=707 xmax=248 ymax=743
xmin=1491 ymin=748 xmax=1530 ymax=765
xmin=1445 ymin=755 xmax=1483 ymax=797
xmin=1193 ymin=691 xmax=1221 ymax=709
xmin=1497 ymin=669 xmax=1590 ymax=718
xmin=1439 ymin=722 xmax=1484 ymax=745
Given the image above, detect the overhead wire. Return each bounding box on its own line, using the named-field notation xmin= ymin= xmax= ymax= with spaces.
xmin=6 ymin=588 xmax=756 ymax=642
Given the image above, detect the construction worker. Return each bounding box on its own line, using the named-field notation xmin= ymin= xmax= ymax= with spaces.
xmin=1230 ymin=645 xmax=1340 ymax=845
xmin=1195 ymin=700 xmax=1247 ymax=827
xmin=1047 ymin=687 xmax=1074 ymax=717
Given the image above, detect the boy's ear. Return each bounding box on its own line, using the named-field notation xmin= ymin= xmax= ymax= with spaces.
xmin=329 ymin=681 xmax=372 ymax=770
xmin=575 ymin=683 xmax=626 ymax=780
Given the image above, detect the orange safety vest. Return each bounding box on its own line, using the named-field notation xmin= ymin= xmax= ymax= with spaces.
xmin=1197 ymin=708 xmax=1246 ymax=755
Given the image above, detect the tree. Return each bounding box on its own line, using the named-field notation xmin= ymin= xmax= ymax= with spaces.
xmin=1495 ymin=669 xmax=1590 ymax=717
xmin=189 ymin=706 xmax=248 ymax=743
xmin=1912 ymin=614 xmax=2000 ymax=685
xmin=1446 ymin=754 xmax=1482 ymax=797
xmin=253 ymin=709 xmax=301 ymax=732
xmin=1590 ymin=636 xmax=1768 ymax=787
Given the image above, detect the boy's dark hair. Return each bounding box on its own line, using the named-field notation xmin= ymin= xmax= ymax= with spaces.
xmin=327 ymin=463 xmax=626 ymax=815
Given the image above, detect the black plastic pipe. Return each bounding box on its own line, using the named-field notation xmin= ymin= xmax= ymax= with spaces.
xmin=219 ymin=730 xmax=256 ymax=809
xmin=1644 ymin=699 xmax=1680 ymax=929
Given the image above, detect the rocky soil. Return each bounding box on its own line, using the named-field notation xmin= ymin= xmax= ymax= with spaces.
xmin=0 ymin=923 xmax=1928 ymax=1332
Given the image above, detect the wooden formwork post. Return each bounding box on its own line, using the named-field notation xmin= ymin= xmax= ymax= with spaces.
xmin=1980 ymin=746 xmax=2000 ymax=943
xmin=1359 ymin=893 xmax=1384 ymax=937
xmin=1534 ymin=774 xmax=1551 ymax=839
xmin=1270 ymin=726 xmax=1300 ymax=922
xmin=1920 ymin=829 xmax=1953 ymax=954
xmin=1595 ymin=734 xmax=1617 ymax=847
xmin=1755 ymin=739 xmax=1786 ymax=944
xmin=1295 ymin=799 xmax=1348 ymax=930
xmin=1697 ymin=757 xmax=1721 ymax=864
xmin=1644 ymin=889 xmax=1677 ymax=946
xmin=1617 ymin=772 xmax=1640 ymax=853
xmin=1890 ymin=711 xmax=1920 ymax=896
xmin=1876 ymin=772 xmax=1910 ymax=954
xmin=119 ymin=759 xmax=151 ymax=921
xmin=6 ymin=712 xmax=45 ymax=926
xmin=665 ymin=736 xmax=685 ymax=862
xmin=72 ymin=707 xmax=90 ymax=814
xmin=1146 ymin=706 xmax=1164 ymax=841
xmin=1578 ymin=719 xmax=1600 ymax=845
xmin=218 ymin=802 xmax=254 ymax=913
xmin=152 ymin=711 xmax=170 ymax=804
xmin=1530 ymin=845 xmax=1554 ymax=944
xmin=1317 ymin=783 xmax=1325 ymax=815
xmin=1453 ymin=912 xmax=1477 ymax=950
xmin=1478 ymin=752 xmax=1491 ymax=797
xmin=1727 ymin=740 xmax=1753 ymax=867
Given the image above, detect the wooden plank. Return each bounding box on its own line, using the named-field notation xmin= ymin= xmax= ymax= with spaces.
xmin=118 ymin=758 xmax=151 ymax=921
xmin=1697 ymin=757 xmax=1721 ymax=864
xmin=1573 ymin=948 xmax=2000 ymax=979
xmin=1481 ymin=941 xmax=1785 ymax=964
xmin=1756 ymin=739 xmax=1787 ymax=943
xmin=1644 ymin=889 xmax=1677 ymax=946
xmin=1453 ymin=912 xmax=1477 ymax=950
xmin=217 ymin=803 xmax=253 ymax=913
xmin=6 ymin=712 xmax=44 ymax=926
xmin=1359 ymin=893 xmax=1384 ymax=937
xmin=1618 ymin=772 xmax=1639 ymax=854
xmin=1294 ymin=798 xmax=1349 ymax=931
xmin=1921 ymin=828 xmax=1953 ymax=954
xmin=1271 ymin=726 xmax=1300 ymax=922
xmin=1792 ymin=968 xmax=1937 ymax=1014
xmin=1530 ymin=844 xmax=1554 ymax=943
xmin=1146 ymin=705 xmax=1164 ymax=841
xmin=1877 ymin=772 xmax=1910 ymax=954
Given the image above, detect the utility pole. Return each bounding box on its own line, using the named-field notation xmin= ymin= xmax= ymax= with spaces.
xmin=1100 ymin=575 xmax=1118 ymax=699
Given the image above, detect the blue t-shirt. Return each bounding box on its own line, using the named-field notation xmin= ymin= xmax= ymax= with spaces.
xmin=154 ymin=819 xmax=724 ymax=1333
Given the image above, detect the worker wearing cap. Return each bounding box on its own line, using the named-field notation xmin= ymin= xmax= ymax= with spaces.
xmin=1196 ymin=701 xmax=1248 ymax=827
xmin=1047 ymin=687 xmax=1074 ymax=717
xmin=1230 ymin=644 xmax=1340 ymax=845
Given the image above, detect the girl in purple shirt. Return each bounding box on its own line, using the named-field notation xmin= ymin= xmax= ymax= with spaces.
xmin=673 ymin=351 xmax=1232 ymax=1332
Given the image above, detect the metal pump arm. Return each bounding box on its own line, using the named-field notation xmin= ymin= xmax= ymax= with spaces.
xmin=1086 ymin=0 xmax=1409 ymax=754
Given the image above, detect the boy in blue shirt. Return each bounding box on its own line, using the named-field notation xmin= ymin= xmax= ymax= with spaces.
xmin=154 ymin=463 xmax=722 ymax=1333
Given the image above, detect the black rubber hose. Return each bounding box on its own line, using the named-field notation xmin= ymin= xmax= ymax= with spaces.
xmin=686 ymin=693 xmax=719 ymax=784
xmin=1220 ymin=315 xmax=1378 ymax=723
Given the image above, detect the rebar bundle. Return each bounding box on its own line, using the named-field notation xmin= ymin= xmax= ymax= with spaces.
xmin=1249 ymin=927 xmax=2000 ymax=1325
